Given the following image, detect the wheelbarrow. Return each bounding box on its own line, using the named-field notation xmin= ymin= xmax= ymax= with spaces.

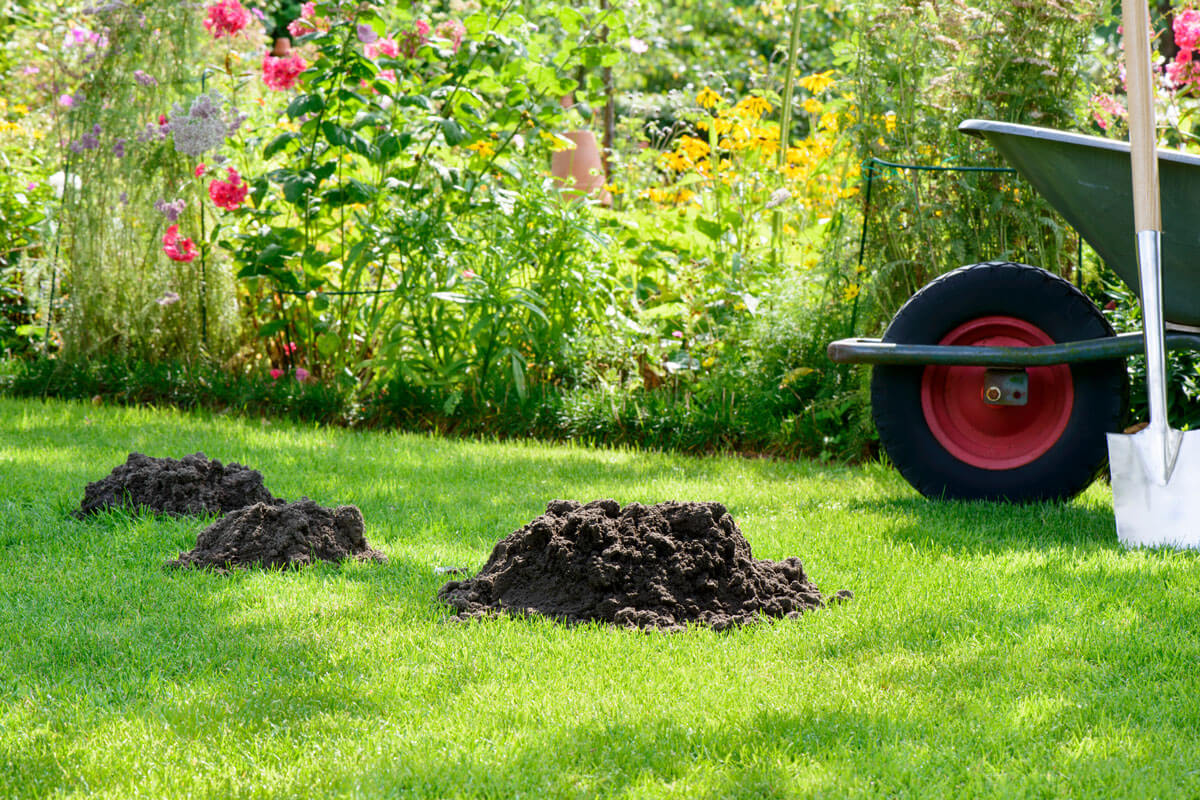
xmin=827 ymin=119 xmax=1200 ymax=503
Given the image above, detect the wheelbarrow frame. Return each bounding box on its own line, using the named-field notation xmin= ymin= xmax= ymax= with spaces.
xmin=829 ymin=118 xmax=1200 ymax=370
xmin=826 ymin=118 xmax=1200 ymax=502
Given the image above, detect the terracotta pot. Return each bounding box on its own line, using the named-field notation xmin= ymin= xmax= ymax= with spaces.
xmin=551 ymin=130 xmax=611 ymax=206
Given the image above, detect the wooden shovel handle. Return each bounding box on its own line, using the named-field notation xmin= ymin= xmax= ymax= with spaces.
xmin=1124 ymin=0 xmax=1162 ymax=232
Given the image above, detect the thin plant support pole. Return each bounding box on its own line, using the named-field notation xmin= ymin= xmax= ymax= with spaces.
xmin=772 ymin=0 xmax=805 ymax=267
xmin=600 ymin=0 xmax=614 ymax=183
xmin=199 ymin=204 xmax=209 ymax=349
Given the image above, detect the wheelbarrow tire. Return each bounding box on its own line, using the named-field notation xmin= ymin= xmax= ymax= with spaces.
xmin=871 ymin=261 xmax=1128 ymax=503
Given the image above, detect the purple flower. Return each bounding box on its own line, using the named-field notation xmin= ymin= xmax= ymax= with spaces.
xmin=112 ymin=138 xmax=126 ymax=157
xmin=156 ymin=291 xmax=181 ymax=306
xmin=119 ymin=191 xmax=129 ymax=204
xmin=58 ymin=94 xmax=75 ymax=108
xmin=25 ymin=182 xmax=37 ymax=191
xmin=295 ymin=367 xmax=310 ymax=382
xmin=22 ymin=65 xmax=39 ymax=76
xmin=356 ymin=23 xmax=378 ymax=44
xmin=132 ymin=69 xmax=157 ymax=87
xmin=154 ymin=197 xmax=186 ymax=221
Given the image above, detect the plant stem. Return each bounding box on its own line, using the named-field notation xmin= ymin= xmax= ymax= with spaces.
xmin=772 ymin=0 xmax=805 ymax=268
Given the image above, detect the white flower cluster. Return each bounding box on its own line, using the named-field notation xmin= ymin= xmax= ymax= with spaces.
xmin=166 ymin=92 xmax=238 ymax=157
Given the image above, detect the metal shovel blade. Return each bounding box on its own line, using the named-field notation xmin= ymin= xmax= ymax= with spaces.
xmin=1107 ymin=230 xmax=1200 ymax=548
xmin=1108 ymin=427 xmax=1200 ymax=548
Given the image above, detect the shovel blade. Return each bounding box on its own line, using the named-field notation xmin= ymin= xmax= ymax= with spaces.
xmin=1108 ymin=428 xmax=1200 ymax=548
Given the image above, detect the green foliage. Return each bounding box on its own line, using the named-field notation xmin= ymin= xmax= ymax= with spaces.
xmin=225 ymin=0 xmax=624 ymax=405
xmin=848 ymin=0 xmax=1113 ymax=332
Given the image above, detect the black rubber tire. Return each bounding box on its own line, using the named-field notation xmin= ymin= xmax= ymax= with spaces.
xmin=871 ymin=261 xmax=1128 ymax=502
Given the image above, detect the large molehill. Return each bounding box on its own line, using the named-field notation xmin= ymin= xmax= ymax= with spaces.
xmin=439 ymin=499 xmax=849 ymax=631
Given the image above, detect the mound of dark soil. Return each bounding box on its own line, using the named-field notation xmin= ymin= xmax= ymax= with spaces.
xmin=76 ymin=452 xmax=281 ymax=517
xmin=439 ymin=499 xmax=849 ymax=631
xmin=167 ymin=499 xmax=386 ymax=572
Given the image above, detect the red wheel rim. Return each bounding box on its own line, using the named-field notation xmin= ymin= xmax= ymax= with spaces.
xmin=921 ymin=316 xmax=1073 ymax=471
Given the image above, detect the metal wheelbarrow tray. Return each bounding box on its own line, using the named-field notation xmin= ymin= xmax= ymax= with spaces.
xmin=828 ymin=119 xmax=1200 ymax=502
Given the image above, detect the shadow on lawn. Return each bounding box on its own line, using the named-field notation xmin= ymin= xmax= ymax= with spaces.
xmin=847 ymin=494 xmax=1126 ymax=555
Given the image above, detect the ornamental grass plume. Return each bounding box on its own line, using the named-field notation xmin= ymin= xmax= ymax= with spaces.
xmin=209 ymin=167 xmax=248 ymax=210
xmin=162 ymin=225 xmax=198 ymax=262
xmin=203 ymin=0 xmax=251 ymax=39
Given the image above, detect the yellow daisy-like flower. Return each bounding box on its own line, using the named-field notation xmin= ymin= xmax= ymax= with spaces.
xmin=842 ymin=284 xmax=860 ymax=302
xmin=798 ymin=70 xmax=836 ymax=94
xmin=802 ymin=97 xmax=823 ymax=114
xmin=677 ymin=135 xmax=710 ymax=161
xmin=466 ymin=140 xmax=496 ymax=158
xmin=696 ymin=87 xmax=722 ymax=109
xmin=735 ymin=95 xmax=772 ymax=119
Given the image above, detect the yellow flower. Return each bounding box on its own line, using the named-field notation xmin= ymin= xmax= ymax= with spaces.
xmin=735 ymin=95 xmax=772 ymax=119
xmin=798 ymin=70 xmax=836 ymax=94
xmin=466 ymin=140 xmax=495 ymax=158
xmin=802 ymin=97 xmax=823 ymax=114
xmin=842 ymin=284 xmax=860 ymax=301
xmin=696 ymin=87 xmax=722 ymax=109
xmin=677 ymin=135 xmax=710 ymax=161
xmin=884 ymin=111 xmax=897 ymax=133
xmin=818 ymin=112 xmax=839 ymax=132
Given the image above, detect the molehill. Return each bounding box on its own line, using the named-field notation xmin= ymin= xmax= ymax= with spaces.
xmin=168 ymin=499 xmax=386 ymax=572
xmin=438 ymin=499 xmax=850 ymax=631
xmin=76 ymin=452 xmax=282 ymax=517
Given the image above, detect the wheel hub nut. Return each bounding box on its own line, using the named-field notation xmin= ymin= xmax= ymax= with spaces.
xmin=982 ymin=369 xmax=1029 ymax=406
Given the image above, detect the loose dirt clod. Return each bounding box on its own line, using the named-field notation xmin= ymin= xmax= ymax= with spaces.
xmin=167 ymin=499 xmax=386 ymax=572
xmin=439 ymin=499 xmax=850 ymax=631
xmin=76 ymin=452 xmax=282 ymax=517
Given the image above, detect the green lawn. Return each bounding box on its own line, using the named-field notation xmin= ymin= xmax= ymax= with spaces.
xmin=2 ymin=397 xmax=1199 ymax=798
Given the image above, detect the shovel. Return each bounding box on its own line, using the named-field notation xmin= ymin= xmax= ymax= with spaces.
xmin=1107 ymin=0 xmax=1200 ymax=547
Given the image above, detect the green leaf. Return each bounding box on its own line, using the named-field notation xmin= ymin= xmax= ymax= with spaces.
xmin=439 ymin=118 xmax=468 ymax=146
xmin=695 ymin=217 xmax=724 ymax=240
xmin=286 ymin=94 xmax=324 ymax=119
xmin=264 ymin=132 xmax=300 ymax=159
xmin=316 ymin=331 xmax=341 ymax=357
xmin=257 ymin=319 xmax=288 ymax=338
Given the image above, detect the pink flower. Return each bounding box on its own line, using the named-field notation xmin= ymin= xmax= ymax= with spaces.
xmin=461 ymin=269 xmax=478 ymax=279
xmin=58 ymin=94 xmax=75 ymax=107
xmin=195 ymin=163 xmax=206 ymax=177
xmin=287 ymin=1 xmax=326 ymax=37
xmin=1167 ymin=48 xmax=1200 ymax=93
xmin=434 ymin=19 xmax=466 ymax=52
xmin=162 ymin=225 xmax=198 ymax=262
xmin=398 ymin=20 xmax=431 ymax=57
xmin=283 ymin=341 xmax=297 ymax=355
xmin=1177 ymin=9 xmax=1200 ymax=52
xmin=366 ymin=37 xmax=399 ymax=59
xmin=262 ymin=53 xmax=307 ymax=91
xmin=1090 ymin=93 xmax=1127 ymax=130
xmin=208 ymin=167 xmax=248 ymax=210
xmin=295 ymin=367 xmax=310 ymax=382
xmin=203 ymin=0 xmax=251 ymax=39
xmin=269 ymin=368 xmax=284 ymax=380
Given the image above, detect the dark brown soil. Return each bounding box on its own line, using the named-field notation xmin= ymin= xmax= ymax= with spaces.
xmin=167 ymin=499 xmax=386 ymax=572
xmin=438 ymin=499 xmax=850 ymax=631
xmin=76 ymin=452 xmax=282 ymax=517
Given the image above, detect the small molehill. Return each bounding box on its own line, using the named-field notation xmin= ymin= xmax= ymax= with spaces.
xmin=76 ymin=452 xmax=282 ymax=518
xmin=167 ymin=499 xmax=385 ymax=572
xmin=439 ymin=499 xmax=850 ymax=631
